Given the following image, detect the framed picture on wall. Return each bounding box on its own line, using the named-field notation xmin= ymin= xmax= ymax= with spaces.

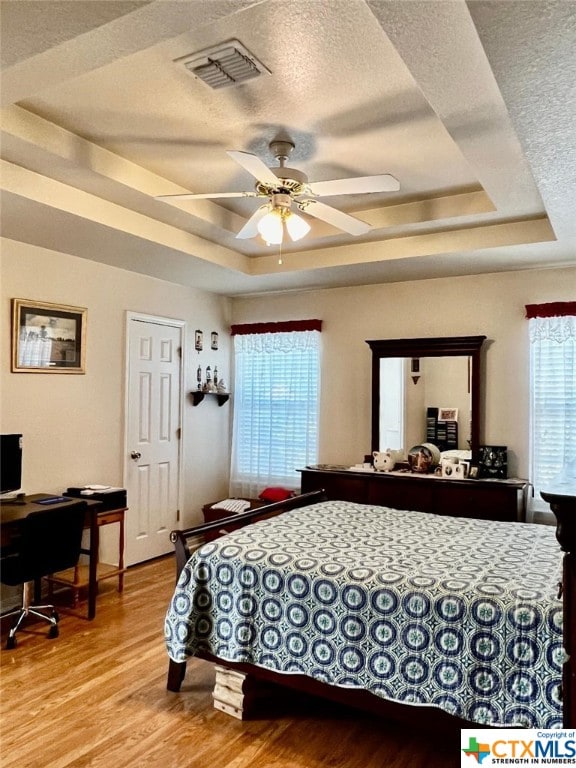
xmin=11 ymin=298 xmax=87 ymax=373
xmin=195 ymin=330 xmax=203 ymax=352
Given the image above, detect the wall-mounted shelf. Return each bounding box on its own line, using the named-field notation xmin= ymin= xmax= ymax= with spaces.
xmin=191 ymin=391 xmax=230 ymax=407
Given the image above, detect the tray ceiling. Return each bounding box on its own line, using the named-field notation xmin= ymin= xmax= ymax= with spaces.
xmin=1 ymin=0 xmax=574 ymax=295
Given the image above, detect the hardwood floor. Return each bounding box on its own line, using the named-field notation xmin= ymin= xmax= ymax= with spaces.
xmin=1 ymin=556 xmax=459 ymax=768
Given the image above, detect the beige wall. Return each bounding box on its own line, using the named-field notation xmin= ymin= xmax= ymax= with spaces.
xmin=1 ymin=238 xmax=233 ymax=533
xmin=2 ymin=235 xmax=571 ymax=515
xmin=231 ymin=266 xmax=574 ymax=479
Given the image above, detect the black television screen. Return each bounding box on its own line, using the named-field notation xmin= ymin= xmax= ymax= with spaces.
xmin=0 ymin=434 xmax=23 ymax=495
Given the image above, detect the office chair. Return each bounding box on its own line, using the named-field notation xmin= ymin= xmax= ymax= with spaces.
xmin=1 ymin=502 xmax=86 ymax=649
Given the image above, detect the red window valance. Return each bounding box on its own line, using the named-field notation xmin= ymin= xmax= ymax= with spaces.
xmin=230 ymin=319 xmax=322 ymax=335
xmin=525 ymin=302 xmax=576 ymax=319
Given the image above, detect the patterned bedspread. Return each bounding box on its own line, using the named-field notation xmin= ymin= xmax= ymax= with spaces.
xmin=164 ymin=500 xmax=564 ymax=727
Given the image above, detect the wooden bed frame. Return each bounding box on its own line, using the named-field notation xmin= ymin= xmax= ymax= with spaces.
xmin=167 ymin=489 xmax=576 ymax=729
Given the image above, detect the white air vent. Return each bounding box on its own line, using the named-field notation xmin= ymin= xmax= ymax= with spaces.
xmin=176 ymin=40 xmax=271 ymax=89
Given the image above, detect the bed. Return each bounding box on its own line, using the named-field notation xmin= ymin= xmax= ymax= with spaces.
xmin=164 ymin=490 xmax=574 ymax=729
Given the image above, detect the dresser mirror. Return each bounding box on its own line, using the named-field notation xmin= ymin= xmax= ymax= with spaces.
xmin=366 ymin=336 xmax=486 ymax=455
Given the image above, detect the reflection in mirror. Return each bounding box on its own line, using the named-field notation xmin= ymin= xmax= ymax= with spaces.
xmin=367 ymin=336 xmax=486 ymax=456
xmin=380 ymin=356 xmax=471 ymax=452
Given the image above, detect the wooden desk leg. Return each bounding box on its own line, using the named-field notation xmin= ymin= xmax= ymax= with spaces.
xmin=88 ymin=510 xmax=99 ymax=620
xmin=118 ymin=513 xmax=125 ymax=593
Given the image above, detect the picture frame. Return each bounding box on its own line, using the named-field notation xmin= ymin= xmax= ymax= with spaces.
xmin=477 ymin=445 xmax=508 ymax=479
xmin=211 ymin=331 xmax=219 ymax=351
xmin=438 ymin=407 xmax=459 ymax=422
xmin=195 ymin=330 xmax=203 ymax=352
xmin=11 ymin=299 xmax=87 ymax=374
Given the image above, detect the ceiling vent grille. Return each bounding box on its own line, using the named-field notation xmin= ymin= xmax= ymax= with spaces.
xmin=176 ymin=40 xmax=271 ymax=90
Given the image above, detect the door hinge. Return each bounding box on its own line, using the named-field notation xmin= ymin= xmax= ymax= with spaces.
xmin=177 ymin=346 xmax=182 ymax=358
xmin=176 ymin=508 xmax=181 ymax=522
xmin=176 ymin=427 xmax=182 ymax=440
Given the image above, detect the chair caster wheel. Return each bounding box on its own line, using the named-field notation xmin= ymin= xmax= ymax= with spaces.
xmin=48 ymin=625 xmax=59 ymax=639
xmin=52 ymin=610 xmax=59 ymax=623
xmin=6 ymin=635 xmax=16 ymax=650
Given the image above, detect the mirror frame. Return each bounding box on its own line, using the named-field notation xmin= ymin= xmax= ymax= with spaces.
xmin=366 ymin=335 xmax=486 ymax=456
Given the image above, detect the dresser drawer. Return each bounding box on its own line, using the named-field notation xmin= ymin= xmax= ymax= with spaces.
xmin=367 ymin=477 xmax=435 ymax=513
xmin=301 ymin=471 xmax=369 ymax=503
xmin=434 ymin=483 xmax=523 ymax=522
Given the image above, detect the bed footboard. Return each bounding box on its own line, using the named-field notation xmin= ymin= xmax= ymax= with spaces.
xmin=541 ymin=489 xmax=576 ymax=728
xmin=166 ymin=489 xmax=327 ymax=692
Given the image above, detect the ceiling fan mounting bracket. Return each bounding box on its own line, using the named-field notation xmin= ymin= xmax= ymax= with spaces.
xmin=269 ymin=140 xmax=295 ymax=163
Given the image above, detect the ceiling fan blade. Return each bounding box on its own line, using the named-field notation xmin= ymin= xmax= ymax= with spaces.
xmin=155 ymin=191 xmax=260 ymax=201
xmin=227 ymin=150 xmax=280 ymax=186
xmin=307 ymin=174 xmax=400 ymax=196
xmin=298 ymin=200 xmax=371 ymax=236
xmin=236 ymin=205 xmax=270 ymax=239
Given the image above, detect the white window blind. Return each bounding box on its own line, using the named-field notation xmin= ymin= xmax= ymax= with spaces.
xmin=528 ymin=306 xmax=576 ymax=506
xmin=230 ymin=325 xmax=321 ymax=498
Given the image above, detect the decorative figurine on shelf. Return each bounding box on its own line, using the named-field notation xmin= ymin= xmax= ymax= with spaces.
xmin=216 ymin=379 xmax=226 ymax=393
xmin=196 ymin=365 xmax=202 ymax=390
xmin=214 ymin=366 xmax=218 ymax=387
xmin=204 ymin=365 xmax=214 ymax=392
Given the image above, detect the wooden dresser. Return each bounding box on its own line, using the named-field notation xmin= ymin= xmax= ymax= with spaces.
xmin=300 ymin=466 xmax=528 ymax=522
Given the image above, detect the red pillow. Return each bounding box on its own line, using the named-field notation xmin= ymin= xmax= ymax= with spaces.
xmin=258 ymin=487 xmax=294 ymax=503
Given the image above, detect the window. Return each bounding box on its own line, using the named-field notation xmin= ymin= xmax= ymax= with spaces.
xmin=230 ymin=320 xmax=321 ymax=498
xmin=527 ymin=302 xmax=576 ymax=510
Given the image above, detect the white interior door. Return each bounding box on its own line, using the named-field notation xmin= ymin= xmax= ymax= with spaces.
xmin=125 ymin=314 xmax=184 ymax=565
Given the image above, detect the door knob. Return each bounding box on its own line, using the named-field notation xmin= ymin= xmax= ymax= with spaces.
xmin=130 ymin=451 xmax=142 ymax=460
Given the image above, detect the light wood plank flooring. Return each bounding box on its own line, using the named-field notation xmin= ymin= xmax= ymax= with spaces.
xmin=1 ymin=556 xmax=458 ymax=768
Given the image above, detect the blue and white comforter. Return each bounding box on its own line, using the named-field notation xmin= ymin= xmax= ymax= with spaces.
xmin=164 ymin=500 xmax=563 ymax=727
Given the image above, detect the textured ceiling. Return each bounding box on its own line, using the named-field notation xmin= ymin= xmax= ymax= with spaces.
xmin=1 ymin=0 xmax=575 ymax=295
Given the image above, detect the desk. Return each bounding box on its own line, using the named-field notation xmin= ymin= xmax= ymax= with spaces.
xmin=0 ymin=494 xmax=126 ymax=620
xmin=46 ymin=504 xmax=127 ymax=618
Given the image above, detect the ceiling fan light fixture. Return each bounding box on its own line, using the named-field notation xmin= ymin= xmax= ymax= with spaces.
xmin=285 ymin=211 xmax=311 ymax=242
xmin=257 ymin=208 xmax=284 ymax=245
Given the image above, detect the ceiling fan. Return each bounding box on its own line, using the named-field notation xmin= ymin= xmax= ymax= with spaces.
xmin=155 ymin=140 xmax=400 ymax=245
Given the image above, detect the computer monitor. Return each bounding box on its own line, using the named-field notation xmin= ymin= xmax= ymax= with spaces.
xmin=0 ymin=434 xmax=23 ymax=496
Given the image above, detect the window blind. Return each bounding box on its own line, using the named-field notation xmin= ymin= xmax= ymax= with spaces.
xmin=230 ymin=326 xmax=321 ymax=498
xmin=528 ymin=303 xmax=576 ymax=502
